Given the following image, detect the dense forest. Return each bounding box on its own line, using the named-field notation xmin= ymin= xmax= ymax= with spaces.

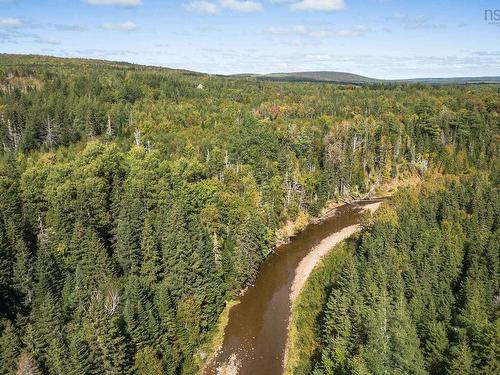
xmin=0 ymin=55 xmax=498 ymax=374
xmin=288 ymin=175 xmax=499 ymax=375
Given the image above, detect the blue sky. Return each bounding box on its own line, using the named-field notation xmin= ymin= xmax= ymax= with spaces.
xmin=0 ymin=0 xmax=499 ymax=78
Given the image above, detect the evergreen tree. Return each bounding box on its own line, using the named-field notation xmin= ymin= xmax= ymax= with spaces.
xmin=0 ymin=223 xmax=15 ymax=319
xmin=0 ymin=322 xmax=19 ymax=375
xmin=134 ymin=346 xmax=164 ymax=375
xmin=140 ymin=213 xmax=161 ymax=286
xmin=123 ymin=276 xmax=152 ymax=350
xmin=12 ymin=241 xmax=33 ymax=308
xmin=447 ymin=340 xmax=474 ymax=375
xmin=0 ymin=55 xmax=498 ymax=375
xmin=67 ymin=333 xmax=96 ymax=375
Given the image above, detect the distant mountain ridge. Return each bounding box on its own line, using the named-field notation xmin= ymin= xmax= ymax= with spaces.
xmin=233 ymin=71 xmax=500 ymax=85
xmin=1 ymin=54 xmax=499 ymax=85
xmin=234 ymin=71 xmax=380 ymax=84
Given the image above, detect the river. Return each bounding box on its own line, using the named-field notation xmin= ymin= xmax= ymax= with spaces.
xmin=204 ymin=200 xmax=379 ymax=375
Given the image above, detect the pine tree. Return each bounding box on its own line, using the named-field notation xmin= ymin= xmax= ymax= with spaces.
xmin=115 ymin=197 xmax=144 ymax=276
xmin=123 ymin=276 xmax=152 ymax=350
xmin=423 ymin=321 xmax=449 ymax=374
xmin=0 ymin=322 xmax=20 ymax=375
xmin=321 ymin=290 xmax=352 ymax=374
xmin=220 ymin=236 xmax=237 ymax=291
xmin=472 ymin=322 xmax=499 ymax=375
xmin=45 ymin=336 xmax=67 ymax=375
xmin=388 ymin=294 xmax=426 ymax=375
xmin=71 ymin=223 xmax=111 ymax=304
xmin=34 ymin=242 xmax=62 ymax=299
xmin=67 ymin=333 xmax=96 ymax=375
xmin=154 ymin=282 xmax=181 ymax=372
xmin=29 ymin=293 xmax=64 ymax=369
xmin=140 ymin=213 xmax=161 ymax=286
xmin=447 ymin=340 xmax=474 ymax=375
xmin=134 ymin=346 xmax=164 ymax=375
xmin=360 ymin=286 xmax=391 ymax=375
xmin=12 ymin=240 xmax=33 ymax=308
xmin=234 ymin=215 xmax=265 ymax=285
xmin=0 ymin=223 xmax=15 ymax=320
xmin=155 ymin=283 xmax=178 ymax=342
xmin=348 ymin=355 xmax=371 ymax=375
xmin=100 ymin=315 xmax=131 ymax=375
xmin=160 ymin=202 xmax=198 ymax=297
xmin=84 ymin=289 xmax=131 ymax=375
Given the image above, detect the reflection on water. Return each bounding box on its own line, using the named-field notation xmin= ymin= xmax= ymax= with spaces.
xmin=204 ymin=201 xmax=379 ymax=375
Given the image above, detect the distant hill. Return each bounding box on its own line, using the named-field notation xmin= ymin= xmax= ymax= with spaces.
xmin=2 ymin=54 xmax=499 ymax=86
xmin=0 ymin=53 xmax=203 ymax=76
xmin=395 ymin=76 xmax=500 ymax=84
xmin=233 ymin=71 xmax=500 ymax=85
xmin=234 ymin=71 xmax=380 ymax=84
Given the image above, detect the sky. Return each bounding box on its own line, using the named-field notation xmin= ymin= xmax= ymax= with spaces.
xmin=0 ymin=0 xmax=499 ymax=78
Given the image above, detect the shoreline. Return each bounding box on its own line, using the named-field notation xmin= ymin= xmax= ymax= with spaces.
xmin=275 ymin=196 xmax=384 ymax=249
xmin=200 ymin=198 xmax=385 ymax=375
xmin=289 ymin=201 xmax=382 ymax=303
xmin=196 ymin=300 xmax=240 ymax=374
xmin=199 ymin=198 xmax=355 ymax=374
xmin=283 ymin=200 xmax=383 ymax=371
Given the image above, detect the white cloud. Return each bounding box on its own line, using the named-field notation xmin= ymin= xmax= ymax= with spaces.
xmin=101 ymin=21 xmax=137 ymax=31
xmin=265 ymin=26 xmax=289 ymax=34
xmin=304 ymin=53 xmax=330 ymax=61
xmin=49 ymin=23 xmax=88 ymax=31
xmin=308 ymin=30 xmax=331 ymax=37
xmin=290 ymin=0 xmax=345 ymax=12
xmin=472 ymin=50 xmax=500 ymax=57
xmin=335 ymin=25 xmax=368 ymax=37
xmin=84 ymin=0 xmax=143 ymax=6
xmin=265 ymin=23 xmax=369 ymax=41
xmin=73 ymin=48 xmax=138 ymax=57
xmin=219 ymin=0 xmax=263 ymax=12
xmin=266 ymin=25 xmax=308 ymax=34
xmin=185 ymin=1 xmax=219 ymax=14
xmin=288 ymin=39 xmax=313 ymax=47
xmin=293 ymin=25 xmax=307 ymax=33
xmin=185 ymin=0 xmax=263 ymax=14
xmin=387 ymin=13 xmax=447 ymax=30
xmin=0 ymin=18 xmax=22 ymax=27
xmin=265 ymin=24 xmax=332 ymax=38
xmin=33 ymin=37 xmax=60 ymax=45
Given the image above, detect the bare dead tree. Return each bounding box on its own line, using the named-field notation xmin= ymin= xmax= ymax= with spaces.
xmin=134 ymin=129 xmax=142 ymax=147
xmin=84 ymin=289 xmax=100 ymax=315
xmin=45 ymin=115 xmax=56 ymax=151
xmin=7 ymin=118 xmax=20 ymax=150
xmin=105 ymin=288 xmax=120 ymax=316
xmin=36 ymin=215 xmax=49 ymax=245
xmin=16 ymin=353 xmax=41 ymax=375
xmin=106 ymin=113 xmax=113 ymax=137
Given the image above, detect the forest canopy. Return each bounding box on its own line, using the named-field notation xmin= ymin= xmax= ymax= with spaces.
xmin=288 ymin=175 xmax=499 ymax=375
xmin=0 ymin=55 xmax=498 ymax=374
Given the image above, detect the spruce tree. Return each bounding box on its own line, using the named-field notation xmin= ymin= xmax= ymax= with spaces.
xmin=447 ymin=340 xmax=474 ymax=375
xmin=140 ymin=213 xmax=161 ymax=287
xmin=67 ymin=333 xmax=96 ymax=375
xmin=0 ymin=322 xmax=19 ymax=375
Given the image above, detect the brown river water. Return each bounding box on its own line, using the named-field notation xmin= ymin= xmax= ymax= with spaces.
xmin=204 ymin=200 xmax=379 ymax=375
